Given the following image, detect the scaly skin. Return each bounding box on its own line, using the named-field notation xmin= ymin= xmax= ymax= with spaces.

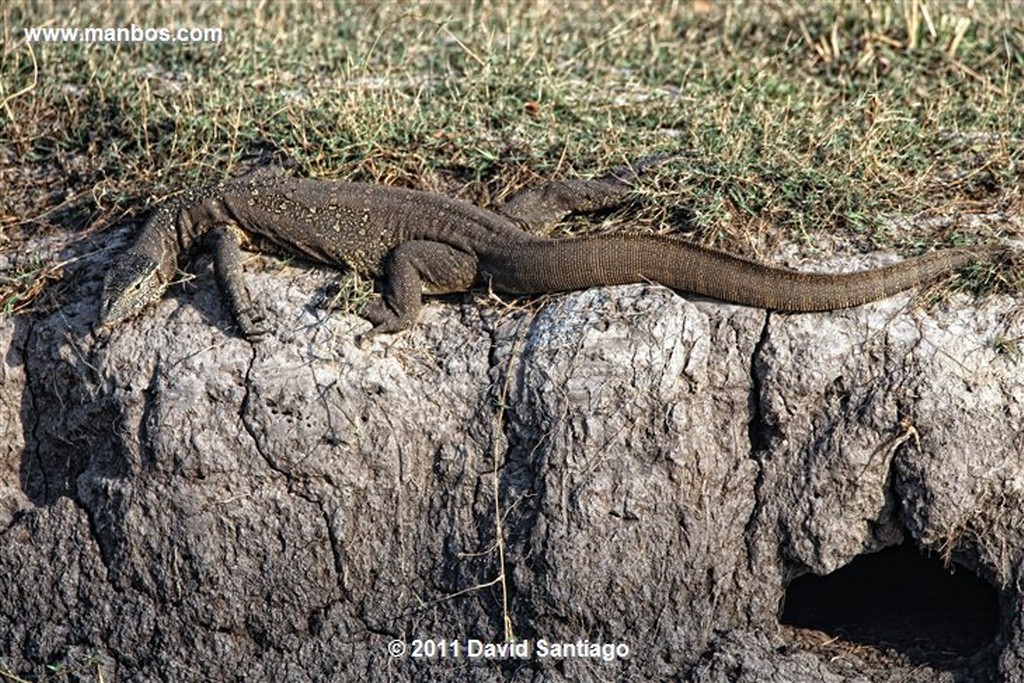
xmin=98 ymin=163 xmax=1008 ymax=338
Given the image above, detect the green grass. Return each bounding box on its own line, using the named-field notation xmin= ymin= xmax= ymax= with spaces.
xmin=1 ymin=1 xmax=1022 ymax=312
xmin=0 ymin=649 xmax=108 ymax=682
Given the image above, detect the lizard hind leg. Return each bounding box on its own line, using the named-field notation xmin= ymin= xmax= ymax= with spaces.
xmin=496 ymin=155 xmax=680 ymax=233
xmin=362 ymin=240 xmax=478 ymax=337
xmin=206 ymin=223 xmax=268 ymax=341
xmin=497 ymin=177 xmax=632 ymax=233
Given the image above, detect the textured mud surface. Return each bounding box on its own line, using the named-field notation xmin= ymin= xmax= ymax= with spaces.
xmin=1 ymin=245 xmax=1021 ymax=681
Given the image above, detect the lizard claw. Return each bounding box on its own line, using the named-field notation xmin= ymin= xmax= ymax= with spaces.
xmin=235 ymin=308 xmax=270 ymax=342
xmin=353 ymin=326 xmax=379 ymax=349
xmin=360 ymin=300 xmax=416 ymax=339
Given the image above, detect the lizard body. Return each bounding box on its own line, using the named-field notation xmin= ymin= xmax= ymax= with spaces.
xmin=99 ymin=163 xmax=1006 ymax=338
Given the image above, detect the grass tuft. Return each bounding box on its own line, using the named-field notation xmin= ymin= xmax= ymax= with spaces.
xmin=1 ymin=1 xmax=1022 ymax=314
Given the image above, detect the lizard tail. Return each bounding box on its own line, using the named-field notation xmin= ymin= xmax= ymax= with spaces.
xmin=487 ymin=235 xmax=1005 ymax=311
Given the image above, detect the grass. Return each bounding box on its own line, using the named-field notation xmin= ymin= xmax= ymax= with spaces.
xmin=1 ymin=1 xmax=1022 ymax=313
xmin=0 ymin=650 xmax=108 ymax=682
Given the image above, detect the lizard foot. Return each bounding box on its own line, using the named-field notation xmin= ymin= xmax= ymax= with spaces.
xmin=235 ymin=308 xmax=271 ymax=342
xmin=361 ymin=300 xmax=414 ymax=337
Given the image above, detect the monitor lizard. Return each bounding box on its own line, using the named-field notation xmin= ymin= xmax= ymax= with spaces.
xmin=98 ymin=161 xmax=1008 ymax=340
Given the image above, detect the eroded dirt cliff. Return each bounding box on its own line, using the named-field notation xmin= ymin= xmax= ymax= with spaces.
xmin=1 ymin=250 xmax=1021 ymax=681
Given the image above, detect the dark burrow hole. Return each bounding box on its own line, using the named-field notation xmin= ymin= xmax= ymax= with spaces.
xmin=780 ymin=542 xmax=1001 ymax=669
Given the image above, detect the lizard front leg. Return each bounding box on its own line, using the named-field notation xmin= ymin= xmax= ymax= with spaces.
xmin=363 ymin=240 xmax=478 ymax=337
xmin=206 ymin=224 xmax=268 ymax=340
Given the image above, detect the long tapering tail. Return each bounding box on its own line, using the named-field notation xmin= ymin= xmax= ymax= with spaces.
xmin=485 ymin=234 xmax=1005 ymax=311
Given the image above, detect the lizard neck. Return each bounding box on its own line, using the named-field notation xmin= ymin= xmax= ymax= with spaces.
xmin=133 ymin=201 xmax=188 ymax=284
xmin=137 ymin=181 xmax=234 ymax=281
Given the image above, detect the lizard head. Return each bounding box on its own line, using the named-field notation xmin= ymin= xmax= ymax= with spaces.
xmin=97 ymin=252 xmax=169 ymax=329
